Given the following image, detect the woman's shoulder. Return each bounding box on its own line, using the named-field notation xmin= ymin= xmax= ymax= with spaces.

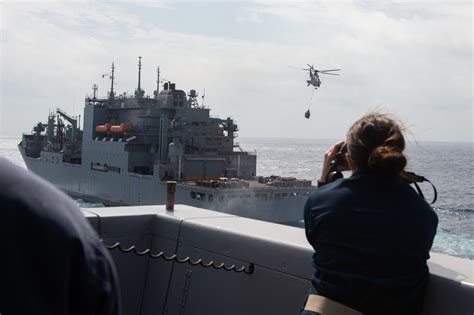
xmin=307 ymin=177 xmax=354 ymax=207
xmin=307 ymin=171 xmax=434 ymax=211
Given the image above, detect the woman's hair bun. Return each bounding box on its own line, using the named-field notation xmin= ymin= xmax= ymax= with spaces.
xmin=368 ymin=145 xmax=407 ymax=177
xmin=347 ymin=112 xmax=407 ymax=177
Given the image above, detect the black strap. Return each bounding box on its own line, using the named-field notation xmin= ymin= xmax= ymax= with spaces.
xmin=423 ymin=178 xmax=438 ymax=204
xmin=401 ymin=171 xmax=437 ymax=204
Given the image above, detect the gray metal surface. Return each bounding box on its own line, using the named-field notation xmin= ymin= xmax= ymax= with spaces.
xmin=84 ymin=205 xmax=474 ymax=315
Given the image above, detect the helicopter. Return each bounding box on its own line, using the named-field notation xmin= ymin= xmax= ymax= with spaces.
xmin=289 ymin=64 xmax=340 ymax=119
xmin=289 ymin=64 xmax=340 ymax=89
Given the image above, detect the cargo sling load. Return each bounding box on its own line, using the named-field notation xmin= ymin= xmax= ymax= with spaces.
xmin=19 ymin=58 xmax=314 ymax=223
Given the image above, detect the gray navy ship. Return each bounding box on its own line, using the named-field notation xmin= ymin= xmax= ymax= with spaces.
xmin=19 ymin=58 xmax=314 ymax=223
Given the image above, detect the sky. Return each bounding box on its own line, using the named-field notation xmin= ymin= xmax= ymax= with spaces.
xmin=0 ymin=0 xmax=472 ymax=142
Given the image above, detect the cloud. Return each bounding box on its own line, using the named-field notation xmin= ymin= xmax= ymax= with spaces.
xmin=236 ymin=6 xmax=264 ymax=24
xmin=0 ymin=1 xmax=472 ymax=142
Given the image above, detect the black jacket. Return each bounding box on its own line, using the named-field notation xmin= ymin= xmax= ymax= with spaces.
xmin=304 ymin=171 xmax=438 ymax=314
xmin=0 ymin=158 xmax=121 ymax=315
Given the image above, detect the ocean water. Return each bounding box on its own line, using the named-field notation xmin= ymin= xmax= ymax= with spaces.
xmin=240 ymin=137 xmax=474 ymax=259
xmin=1 ymin=136 xmax=473 ymax=258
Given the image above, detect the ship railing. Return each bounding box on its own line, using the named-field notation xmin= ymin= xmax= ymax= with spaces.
xmin=84 ymin=205 xmax=474 ymax=315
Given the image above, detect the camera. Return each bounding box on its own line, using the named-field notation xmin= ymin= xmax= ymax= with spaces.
xmin=325 ymin=142 xmax=348 ymax=183
xmin=333 ymin=142 xmax=348 ymax=169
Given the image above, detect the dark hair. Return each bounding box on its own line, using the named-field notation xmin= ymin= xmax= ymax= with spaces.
xmin=346 ymin=112 xmax=407 ymax=177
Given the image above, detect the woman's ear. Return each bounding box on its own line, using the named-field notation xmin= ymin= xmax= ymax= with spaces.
xmin=346 ymin=153 xmax=357 ymax=171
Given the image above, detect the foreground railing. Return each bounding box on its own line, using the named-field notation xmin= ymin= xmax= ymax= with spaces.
xmin=82 ymin=205 xmax=474 ymax=315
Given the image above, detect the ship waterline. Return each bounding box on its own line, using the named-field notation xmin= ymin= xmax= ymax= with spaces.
xmin=19 ymin=147 xmax=313 ymax=222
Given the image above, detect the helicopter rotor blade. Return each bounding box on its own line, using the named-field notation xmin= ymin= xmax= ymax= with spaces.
xmin=288 ymin=66 xmax=310 ymax=71
xmin=320 ymin=69 xmax=341 ymax=72
xmin=320 ymin=72 xmax=339 ymax=76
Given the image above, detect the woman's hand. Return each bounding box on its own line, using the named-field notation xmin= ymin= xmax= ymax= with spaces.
xmin=320 ymin=141 xmax=347 ymax=183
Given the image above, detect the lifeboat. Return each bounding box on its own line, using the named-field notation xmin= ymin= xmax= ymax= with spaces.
xmin=95 ymin=123 xmax=111 ymax=133
xmin=110 ymin=123 xmax=131 ymax=134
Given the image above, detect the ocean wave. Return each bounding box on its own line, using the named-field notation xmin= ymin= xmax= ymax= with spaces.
xmin=434 ymin=206 xmax=473 ymax=214
xmin=432 ymin=229 xmax=474 ymax=259
xmin=76 ymin=199 xmax=104 ymax=208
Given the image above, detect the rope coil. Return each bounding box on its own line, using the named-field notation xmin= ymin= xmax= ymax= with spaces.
xmin=102 ymin=241 xmax=255 ymax=274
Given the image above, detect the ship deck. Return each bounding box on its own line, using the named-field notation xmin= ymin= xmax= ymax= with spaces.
xmin=178 ymin=179 xmax=315 ymax=191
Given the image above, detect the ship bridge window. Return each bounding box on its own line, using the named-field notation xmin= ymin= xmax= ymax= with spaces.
xmin=109 ymin=166 xmax=121 ymax=173
xmin=91 ymin=163 xmax=121 ymax=173
xmin=208 ymin=194 xmax=213 ymax=202
xmin=275 ymin=194 xmax=281 ymax=200
xmin=196 ymin=192 xmax=206 ymax=200
xmin=190 ymin=191 xmax=196 ymax=199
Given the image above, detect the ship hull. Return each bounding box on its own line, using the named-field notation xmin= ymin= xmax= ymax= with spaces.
xmin=19 ymin=145 xmax=314 ymax=223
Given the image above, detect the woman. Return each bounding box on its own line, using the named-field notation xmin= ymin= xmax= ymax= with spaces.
xmin=302 ymin=112 xmax=438 ymax=315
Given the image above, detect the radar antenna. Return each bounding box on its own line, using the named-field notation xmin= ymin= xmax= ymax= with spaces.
xmin=188 ymin=89 xmax=199 ymax=108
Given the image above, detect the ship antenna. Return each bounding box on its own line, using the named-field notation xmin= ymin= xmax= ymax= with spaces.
xmin=202 ymin=88 xmax=206 ymax=107
xmin=92 ymin=84 xmax=98 ymax=99
xmin=110 ymin=62 xmax=115 ymax=99
xmin=138 ymin=56 xmax=142 ymax=92
xmin=156 ymin=66 xmax=160 ymax=98
xmin=135 ymin=56 xmax=144 ymax=98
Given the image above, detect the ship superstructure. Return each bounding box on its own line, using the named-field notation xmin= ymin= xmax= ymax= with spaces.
xmin=19 ymin=58 xmax=314 ymax=222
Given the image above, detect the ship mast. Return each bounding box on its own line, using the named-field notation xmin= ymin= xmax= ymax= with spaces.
xmin=92 ymin=84 xmax=98 ymax=99
xmin=156 ymin=66 xmax=160 ymax=98
xmin=109 ymin=62 xmax=115 ymax=100
xmin=135 ymin=56 xmax=144 ymax=98
xmin=138 ymin=56 xmax=142 ymax=92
